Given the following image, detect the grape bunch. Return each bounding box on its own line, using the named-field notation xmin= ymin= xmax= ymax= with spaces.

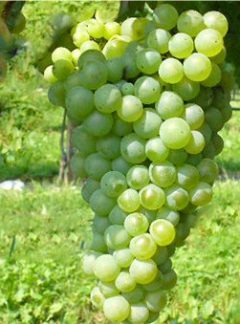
xmin=46 ymin=4 xmax=233 ymax=323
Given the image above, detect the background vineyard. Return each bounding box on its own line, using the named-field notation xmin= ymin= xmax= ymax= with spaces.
xmin=0 ymin=1 xmax=239 ymax=323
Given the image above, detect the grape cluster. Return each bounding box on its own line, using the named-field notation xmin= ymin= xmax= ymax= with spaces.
xmin=46 ymin=4 xmax=233 ymax=323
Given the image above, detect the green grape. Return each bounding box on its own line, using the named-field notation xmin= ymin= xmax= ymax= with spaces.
xmin=70 ymin=152 xmax=86 ymax=179
xmin=205 ymin=107 xmax=224 ymax=132
xmin=121 ymin=82 xmax=135 ymax=96
xmin=107 ymin=58 xmax=124 ymax=83
xmin=52 ymin=47 xmax=73 ymax=63
xmin=187 ymin=154 xmax=203 ymax=166
xmin=136 ymin=48 xmax=162 ymax=75
xmin=118 ymin=189 xmax=140 ymax=213
xmin=201 ymin=62 xmax=222 ymax=87
xmin=202 ymin=142 xmax=216 ymax=159
xmin=123 ymin=42 xmax=142 ymax=79
xmin=212 ymin=133 xmax=224 ymax=155
xmin=161 ymin=269 xmax=177 ymax=290
xmin=128 ymin=303 xmax=150 ymax=323
xmin=104 ymin=21 xmax=121 ymax=40
xmin=109 ymin=205 xmax=127 ymax=225
xmin=81 ymin=178 xmax=100 ymax=203
xmin=82 ymin=251 xmax=101 ymax=276
xmin=212 ymin=47 xmax=226 ymax=64
xmin=94 ymin=254 xmax=120 ymax=282
xmin=104 ymin=225 xmax=130 ymax=250
xmin=72 ymin=26 xmax=89 ymax=48
xmin=117 ymin=95 xmax=143 ymax=122
xmin=155 ymin=91 xmax=184 ymax=120
xmin=103 ymin=35 xmax=130 ymax=60
xmin=64 ymin=72 xmax=83 ymax=91
xmin=150 ymin=219 xmax=176 ymax=246
xmin=71 ymin=49 xmax=81 ymax=65
xmin=90 ymin=232 xmax=108 ymax=253
xmin=145 ymin=137 xmax=169 ymax=163
xmin=122 ymin=17 xmax=150 ymax=40
xmin=113 ymin=248 xmax=134 ymax=268
xmin=197 ymin=158 xmax=218 ymax=183
xmin=221 ymin=104 xmax=232 ymax=123
xmin=112 ymin=116 xmax=133 ymax=136
xmin=48 ymin=81 xmax=65 ymax=107
xmin=152 ymin=247 xmax=168 ymax=265
xmin=120 ymin=134 xmax=146 ymax=164
xmin=159 ymin=58 xmax=184 ymax=84
xmin=90 ymin=189 xmax=115 ymax=217
xmin=139 ymin=184 xmax=166 ymax=211
xmin=203 ymin=11 xmax=228 ymax=37
xmin=168 ymin=149 xmax=188 ymax=166
xmin=172 ymin=77 xmax=200 ymax=101
xmin=65 ymin=86 xmax=94 ymax=124
xmin=78 ymin=50 xmax=106 ymax=69
xmin=44 ymin=65 xmax=57 ymax=83
xmin=83 ymin=111 xmax=113 ymax=137
xmin=182 ymin=103 xmax=204 ymax=130
xmin=92 ymin=215 xmax=110 ymax=235
xmin=123 ymin=287 xmax=144 ymax=304
xmin=195 ymin=87 xmax=214 ymax=109
xmin=195 ymin=28 xmax=223 ymax=57
xmin=124 ymin=212 xmax=149 ymax=236
xmin=153 ymin=4 xmax=178 ymax=30
xmin=133 ymin=108 xmax=162 ymax=139
xmin=177 ymin=164 xmax=200 ymax=190
xmin=160 ymin=118 xmax=191 ymax=149
xmin=126 ymin=165 xmax=149 ymax=190
xmin=165 ymin=186 xmax=189 ymax=211
xmin=134 ymin=76 xmax=161 ymax=105
xmin=185 ymin=130 xmax=205 ymax=155
xmin=53 ymin=59 xmax=74 ymax=81
xmin=79 ymin=60 xmax=108 ymax=90
xmin=103 ymin=296 xmax=130 ymax=322
xmin=94 ymin=84 xmax=122 ymax=114
xmin=100 ymin=171 xmax=127 ymax=198
xmin=169 ymin=32 xmax=193 ymax=59
xmin=183 ymin=53 xmax=212 ymax=82
xmin=129 ymin=259 xmax=158 ymax=285
xmin=81 ymin=40 xmax=100 ymax=52
xmin=99 ymin=282 xmax=119 ymax=298
xmin=85 ymin=18 xmax=104 ymax=38
xmin=190 ymin=182 xmax=213 ymax=206
xmin=115 ymin=271 xmax=136 ymax=293
xmin=96 ymin=135 xmax=121 ymax=160
xmin=72 ymin=125 xmax=96 ymax=155
xmin=156 ymin=207 xmax=180 ymax=226
xmin=145 ymin=290 xmax=167 ymax=313
xmin=147 ymin=28 xmax=171 ymax=54
xmin=90 ymin=286 xmax=105 ymax=308
xmin=112 ymin=157 xmax=132 ymax=175
xmin=177 ymin=10 xmax=205 ymax=37
xmin=198 ymin=123 xmax=212 ymax=142
xmin=84 ymin=153 xmax=111 ymax=181
xmin=142 ymin=272 xmax=163 ymax=292
xmin=130 ymin=234 xmax=157 ymax=260
xmin=149 ymin=162 xmax=176 ymax=188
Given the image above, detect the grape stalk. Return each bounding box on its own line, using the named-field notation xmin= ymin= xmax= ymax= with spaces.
xmin=46 ymin=3 xmax=233 ymax=323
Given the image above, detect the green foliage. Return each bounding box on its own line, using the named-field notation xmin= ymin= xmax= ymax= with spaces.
xmin=0 ymin=181 xmax=239 ymax=322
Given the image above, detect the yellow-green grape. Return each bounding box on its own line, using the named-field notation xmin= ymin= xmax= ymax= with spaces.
xmin=118 ymin=188 xmax=140 ymax=213
xmin=94 ymin=84 xmax=122 ymax=114
xmin=145 ymin=137 xmax=169 ymax=163
xmin=159 ymin=58 xmax=184 ymax=84
xmin=51 ymin=47 xmax=73 ymax=63
xmin=145 ymin=290 xmax=167 ymax=313
xmin=133 ymin=108 xmax=162 ymax=139
xmin=177 ymin=10 xmax=205 ymax=37
xmin=150 ymin=219 xmax=176 ymax=246
xmin=104 ymin=21 xmax=121 ymax=40
xmin=129 ymin=259 xmax=158 ymax=285
xmin=147 ymin=28 xmax=171 ymax=54
xmin=115 ymin=271 xmax=136 ymax=293
xmin=134 ymin=76 xmax=162 ymax=105
xmin=84 ymin=18 xmax=104 ymax=38
xmin=71 ymin=49 xmax=81 ymax=65
xmin=52 ymin=59 xmax=74 ymax=81
xmin=156 ymin=207 xmax=180 ymax=226
xmin=100 ymin=171 xmax=127 ymax=198
xmin=94 ymin=254 xmax=120 ymax=282
xmin=203 ymin=11 xmax=228 ymax=37
xmin=169 ymin=32 xmax=194 ymax=59
xmin=165 ymin=186 xmax=190 ymax=211
xmin=117 ymin=95 xmax=143 ymax=122
xmin=82 ymin=251 xmax=101 ymax=276
xmin=99 ymin=282 xmax=119 ymax=298
xmin=195 ymin=28 xmax=224 ymax=57
xmin=91 ymin=287 xmax=105 ymax=308
xmin=182 ymin=103 xmax=204 ymax=130
xmin=120 ymin=133 xmax=146 ymax=164
xmin=139 ymin=184 xmax=166 ymax=210
xmin=81 ymin=40 xmax=100 ymax=52
xmin=149 ymin=161 xmax=176 ymax=188
xmin=113 ymin=248 xmax=134 ymax=268
xmin=103 ymin=35 xmax=130 ymax=60
xmin=183 ymin=53 xmax=212 ymax=82
xmin=190 ymin=182 xmax=213 ymax=206
xmin=124 ymin=212 xmax=149 ymax=237
xmin=185 ymin=130 xmax=206 ymax=155
xmin=104 ymin=225 xmax=131 ymax=250
xmin=126 ymin=165 xmax=150 ymax=190
xmin=127 ymin=303 xmax=150 ymax=323
xmin=44 ymin=65 xmax=57 ymax=83
xmin=130 ymin=234 xmax=157 ymax=260
xmin=156 ymin=91 xmax=184 ymax=119
xmin=103 ymin=296 xmax=130 ymax=322
xmin=160 ymin=118 xmax=191 ymax=149
xmin=136 ymin=48 xmax=162 ymax=75
xmin=72 ymin=26 xmax=89 ymax=48
xmin=121 ymin=17 xmax=148 ymax=41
